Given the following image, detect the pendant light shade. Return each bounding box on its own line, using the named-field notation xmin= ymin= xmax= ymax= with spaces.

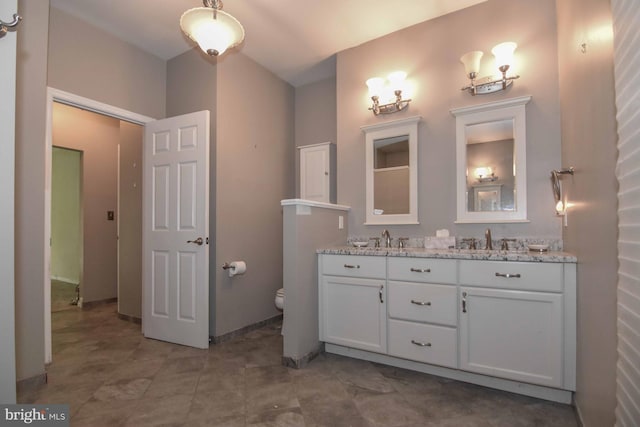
xmin=180 ymin=2 xmax=245 ymax=57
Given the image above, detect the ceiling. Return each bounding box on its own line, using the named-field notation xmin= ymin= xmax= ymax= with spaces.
xmin=50 ymin=0 xmax=486 ymax=87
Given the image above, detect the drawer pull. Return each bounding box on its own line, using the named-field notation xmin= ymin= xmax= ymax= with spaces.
xmin=495 ymin=272 xmax=521 ymax=278
xmin=411 ymin=299 xmax=432 ymax=306
xmin=410 ymin=268 xmax=431 ymax=273
xmin=344 ymin=264 xmax=360 ymax=269
xmin=379 ymin=285 xmax=384 ymax=304
xmin=411 ymin=339 xmax=432 ymax=347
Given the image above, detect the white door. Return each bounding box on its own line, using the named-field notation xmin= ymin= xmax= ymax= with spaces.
xmin=143 ymin=111 xmax=210 ymax=349
xmin=0 ymin=0 xmax=18 ymax=404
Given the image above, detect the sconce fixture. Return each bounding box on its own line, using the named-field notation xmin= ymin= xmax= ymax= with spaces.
xmin=551 ymin=167 xmax=574 ymax=215
xmin=474 ymin=167 xmax=498 ymax=183
xmin=460 ymin=42 xmax=520 ymax=96
xmin=366 ymin=71 xmax=412 ymax=115
xmin=180 ymin=0 xmax=245 ymax=57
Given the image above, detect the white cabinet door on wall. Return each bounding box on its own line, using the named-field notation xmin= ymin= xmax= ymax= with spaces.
xmin=320 ymin=275 xmax=387 ymax=353
xmin=299 ymin=142 xmax=334 ymax=203
xmin=459 ymin=286 xmax=563 ymax=388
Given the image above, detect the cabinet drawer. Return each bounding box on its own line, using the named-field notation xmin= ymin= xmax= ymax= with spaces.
xmin=321 ymin=255 xmax=386 ymax=279
xmin=388 ymin=281 xmax=457 ymax=326
xmin=388 ymin=258 xmax=457 ymax=284
xmin=459 ymin=260 xmax=563 ymax=292
xmin=388 ymin=319 xmax=457 ymax=368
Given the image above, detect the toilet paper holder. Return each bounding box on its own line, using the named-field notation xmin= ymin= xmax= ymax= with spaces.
xmin=222 ymin=262 xmax=234 ymax=270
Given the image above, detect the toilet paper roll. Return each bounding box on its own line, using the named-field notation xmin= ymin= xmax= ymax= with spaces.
xmin=228 ymin=261 xmax=247 ymax=277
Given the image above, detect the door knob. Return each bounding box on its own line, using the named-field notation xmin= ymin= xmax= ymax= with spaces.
xmin=187 ymin=237 xmax=204 ymax=246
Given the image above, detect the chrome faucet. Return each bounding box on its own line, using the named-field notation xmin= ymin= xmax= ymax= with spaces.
xmin=485 ymin=228 xmax=493 ymax=250
xmin=382 ymin=229 xmax=391 ymax=248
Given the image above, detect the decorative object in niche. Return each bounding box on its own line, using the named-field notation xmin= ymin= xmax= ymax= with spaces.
xmin=460 ymin=42 xmax=520 ymax=95
xmin=550 ymin=167 xmax=574 ymax=215
xmin=366 ymin=71 xmax=412 ymax=115
xmin=451 ymin=96 xmax=531 ymax=223
xmin=362 ymin=116 xmax=421 ymax=225
xmin=180 ymin=0 xmax=245 ymax=57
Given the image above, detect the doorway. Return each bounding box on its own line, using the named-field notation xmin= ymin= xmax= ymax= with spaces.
xmin=44 ymin=88 xmax=154 ymax=362
xmin=51 ymin=147 xmax=82 ymax=311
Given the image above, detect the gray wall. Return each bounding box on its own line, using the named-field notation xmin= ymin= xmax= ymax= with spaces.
xmin=282 ymin=204 xmax=348 ymax=362
xmin=166 ymin=49 xmax=295 ymax=337
xmin=215 ymin=52 xmax=295 ymax=336
xmin=48 ymin=7 xmax=166 ymax=119
xmin=15 ymin=0 xmax=49 ymax=383
xmin=336 ymin=0 xmax=562 ymax=241
xmin=118 ymin=121 xmax=143 ymax=319
xmin=53 ymin=102 xmax=119 ymax=303
xmin=294 ymin=77 xmax=337 ymax=198
xmin=556 ymin=0 xmax=618 ymax=425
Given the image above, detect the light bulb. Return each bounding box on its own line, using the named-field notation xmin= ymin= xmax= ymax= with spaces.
xmin=491 ymin=42 xmax=517 ymax=71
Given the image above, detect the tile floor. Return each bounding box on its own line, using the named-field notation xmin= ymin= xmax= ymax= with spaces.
xmin=19 ymin=303 xmax=579 ymax=426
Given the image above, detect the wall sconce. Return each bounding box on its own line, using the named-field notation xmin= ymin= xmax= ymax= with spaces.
xmin=460 ymin=42 xmax=520 ymax=96
xmin=551 ymin=167 xmax=574 ymax=215
xmin=366 ymin=71 xmax=412 ymax=115
xmin=474 ymin=167 xmax=498 ymax=182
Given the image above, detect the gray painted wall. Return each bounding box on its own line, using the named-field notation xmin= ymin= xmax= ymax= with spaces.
xmin=294 ymin=77 xmax=337 ymax=198
xmin=166 ymin=49 xmax=295 ymax=337
xmin=53 ymin=102 xmax=119 ymax=303
xmin=15 ymin=0 xmax=49 ymax=383
xmin=282 ymin=203 xmax=348 ymax=362
xmin=556 ymin=1 xmax=618 ymax=425
xmin=215 ymin=52 xmax=295 ymax=336
xmin=336 ymin=0 xmax=562 ymax=242
xmin=118 ymin=121 xmax=143 ymax=319
xmin=48 ymin=7 xmax=166 ymax=119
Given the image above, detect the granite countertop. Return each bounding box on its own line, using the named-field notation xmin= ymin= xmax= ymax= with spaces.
xmin=317 ymin=246 xmax=577 ymax=263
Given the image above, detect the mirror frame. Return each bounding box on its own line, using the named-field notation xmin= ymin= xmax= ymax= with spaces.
xmin=451 ymin=96 xmax=531 ymax=223
xmin=361 ymin=115 xmax=421 ymax=225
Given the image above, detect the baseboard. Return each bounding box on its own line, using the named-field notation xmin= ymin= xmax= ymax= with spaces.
xmin=117 ymin=312 xmax=142 ymax=324
xmin=16 ymin=372 xmax=47 ymax=394
xmin=282 ymin=343 xmax=324 ymax=369
xmin=82 ymin=297 xmax=117 ymax=309
xmin=211 ymin=314 xmax=283 ymax=344
xmin=50 ymin=276 xmax=79 ymax=285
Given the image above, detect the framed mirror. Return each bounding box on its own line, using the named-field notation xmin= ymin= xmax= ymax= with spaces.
xmin=451 ymin=96 xmax=531 ymax=223
xmin=362 ymin=116 xmax=421 ymax=225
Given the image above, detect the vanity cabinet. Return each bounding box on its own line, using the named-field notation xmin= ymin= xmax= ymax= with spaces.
xmin=458 ymin=260 xmax=566 ymax=388
xmin=387 ymin=258 xmax=458 ymax=368
xmin=319 ymin=255 xmax=387 ymax=353
xmin=318 ymin=252 xmax=576 ymax=402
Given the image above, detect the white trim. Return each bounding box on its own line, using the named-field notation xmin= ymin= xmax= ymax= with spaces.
xmin=280 ymin=198 xmax=350 ymax=211
xmin=296 ymin=141 xmax=334 ymax=150
xmin=44 ymin=87 xmax=156 ymax=364
xmin=451 ymin=97 xmax=531 ymax=224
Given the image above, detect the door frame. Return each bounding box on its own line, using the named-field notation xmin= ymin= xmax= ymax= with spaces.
xmin=44 ymin=87 xmax=155 ymax=363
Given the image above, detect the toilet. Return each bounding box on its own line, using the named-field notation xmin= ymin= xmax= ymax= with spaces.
xmin=275 ymin=287 xmax=284 ymax=310
xmin=275 ymin=288 xmax=285 ymax=335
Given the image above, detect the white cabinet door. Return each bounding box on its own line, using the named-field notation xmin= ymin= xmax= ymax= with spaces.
xmin=320 ymin=275 xmax=387 ymax=353
xmin=300 ymin=143 xmax=331 ymax=202
xmin=459 ymin=286 xmax=563 ymax=388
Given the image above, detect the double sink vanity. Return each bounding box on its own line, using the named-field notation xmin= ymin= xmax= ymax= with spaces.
xmin=317 ymin=245 xmax=576 ymax=403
